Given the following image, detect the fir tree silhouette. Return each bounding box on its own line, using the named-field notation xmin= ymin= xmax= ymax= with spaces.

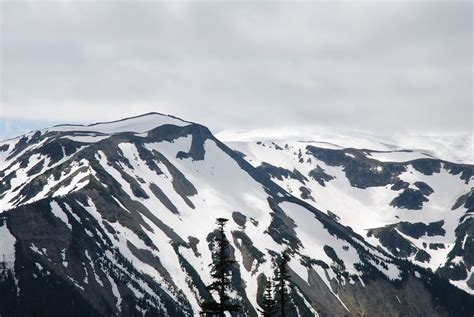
xmin=200 ymin=218 xmax=240 ymax=316
xmin=259 ymin=277 xmax=276 ymax=317
xmin=274 ymin=251 xmax=290 ymax=317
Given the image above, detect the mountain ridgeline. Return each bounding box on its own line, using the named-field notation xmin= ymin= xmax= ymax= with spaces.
xmin=0 ymin=113 xmax=473 ymax=316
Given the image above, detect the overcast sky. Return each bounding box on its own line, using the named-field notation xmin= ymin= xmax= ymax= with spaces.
xmin=1 ymin=0 xmax=472 ymax=139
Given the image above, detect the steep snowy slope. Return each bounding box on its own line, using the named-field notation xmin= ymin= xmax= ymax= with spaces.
xmin=221 ymin=132 xmax=473 ymax=295
xmin=0 ymin=113 xmax=473 ymax=316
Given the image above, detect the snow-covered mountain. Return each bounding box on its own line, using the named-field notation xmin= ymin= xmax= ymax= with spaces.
xmin=219 ymin=128 xmax=474 ymax=295
xmin=0 ymin=113 xmax=473 ymax=316
xmin=216 ymin=127 xmax=473 ymax=165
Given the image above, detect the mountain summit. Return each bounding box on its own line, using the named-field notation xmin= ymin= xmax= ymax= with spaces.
xmin=0 ymin=113 xmax=472 ymax=316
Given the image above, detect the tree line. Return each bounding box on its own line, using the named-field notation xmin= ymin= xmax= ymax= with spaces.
xmin=200 ymin=218 xmax=291 ymax=317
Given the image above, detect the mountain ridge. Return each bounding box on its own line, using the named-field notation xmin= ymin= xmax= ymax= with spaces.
xmin=216 ymin=127 xmax=473 ymax=165
xmin=223 ymin=135 xmax=474 ymax=295
xmin=1 ymin=112 xmax=473 ymax=316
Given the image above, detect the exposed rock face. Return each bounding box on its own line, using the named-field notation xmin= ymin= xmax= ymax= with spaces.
xmin=308 ymin=165 xmax=334 ymax=187
xmin=0 ymin=113 xmax=473 ymax=316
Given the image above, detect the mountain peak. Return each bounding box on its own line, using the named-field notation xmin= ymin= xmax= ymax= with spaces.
xmin=48 ymin=112 xmax=190 ymax=135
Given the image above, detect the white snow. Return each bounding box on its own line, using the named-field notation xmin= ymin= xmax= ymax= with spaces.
xmin=0 ymin=222 xmax=16 ymax=269
xmin=30 ymin=245 xmax=42 ymax=255
xmin=293 ymin=285 xmax=320 ymax=316
xmin=84 ymin=249 xmax=104 ymax=287
xmin=85 ymin=133 xmax=413 ymax=312
xmin=50 ymin=201 xmax=72 ymax=230
xmin=106 ymin=274 xmax=122 ymax=311
xmin=225 ymin=137 xmax=471 ymax=280
xmin=280 ymin=201 xmax=372 ymax=279
xmin=0 ymin=143 xmax=89 ymax=212
xmin=0 ymin=139 xmax=16 ymax=171
xmin=61 ymin=135 xmax=110 ymax=143
xmin=217 ymin=127 xmax=473 ymax=164
xmin=53 ymin=163 xmax=91 ymax=197
xmin=450 ymin=268 xmax=474 ymax=295
xmin=49 ymin=113 xmax=189 ymax=135
xmin=78 ymin=198 xmax=180 ymax=304
xmin=367 ymin=151 xmax=433 ymax=162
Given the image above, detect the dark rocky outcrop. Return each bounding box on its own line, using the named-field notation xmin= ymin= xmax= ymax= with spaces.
xmin=308 ymin=165 xmax=334 ymax=186
xmin=390 ymin=188 xmax=429 ymax=210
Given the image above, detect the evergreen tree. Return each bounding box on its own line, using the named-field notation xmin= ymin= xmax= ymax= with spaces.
xmin=200 ymin=218 xmax=240 ymax=316
xmin=259 ymin=277 xmax=276 ymax=317
xmin=274 ymin=251 xmax=290 ymax=317
xmin=0 ymin=260 xmax=17 ymax=316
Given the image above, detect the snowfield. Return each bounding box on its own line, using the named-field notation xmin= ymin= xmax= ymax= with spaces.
xmin=216 ymin=127 xmax=473 ymax=164
xmin=221 ymin=132 xmax=473 ymax=294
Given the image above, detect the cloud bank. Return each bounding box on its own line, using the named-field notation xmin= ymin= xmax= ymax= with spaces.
xmin=1 ymin=1 xmax=472 ymax=138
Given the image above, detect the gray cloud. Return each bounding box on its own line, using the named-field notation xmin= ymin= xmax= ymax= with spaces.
xmin=1 ymin=1 xmax=472 ymax=137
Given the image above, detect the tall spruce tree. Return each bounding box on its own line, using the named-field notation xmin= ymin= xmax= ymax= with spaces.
xmin=259 ymin=277 xmax=276 ymax=317
xmin=274 ymin=251 xmax=290 ymax=317
xmin=200 ymin=218 xmax=240 ymax=316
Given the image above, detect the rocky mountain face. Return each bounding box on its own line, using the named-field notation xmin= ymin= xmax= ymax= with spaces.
xmin=0 ymin=113 xmax=473 ymax=316
xmin=220 ymin=130 xmax=474 ymax=297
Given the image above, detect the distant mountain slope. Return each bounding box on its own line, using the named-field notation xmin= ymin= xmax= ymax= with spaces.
xmin=221 ymin=131 xmax=473 ymax=296
xmin=0 ymin=113 xmax=473 ymax=316
xmin=216 ymin=127 xmax=473 ymax=165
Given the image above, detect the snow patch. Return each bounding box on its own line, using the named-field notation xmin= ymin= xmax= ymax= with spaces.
xmin=0 ymin=222 xmax=16 ymax=269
